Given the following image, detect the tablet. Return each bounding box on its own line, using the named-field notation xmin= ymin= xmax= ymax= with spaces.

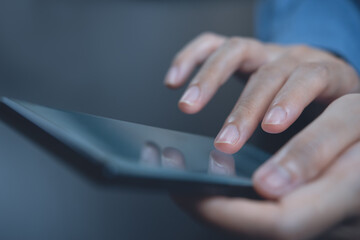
xmin=0 ymin=97 xmax=269 ymax=198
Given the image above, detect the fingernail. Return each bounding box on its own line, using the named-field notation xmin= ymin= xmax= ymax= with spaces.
xmin=258 ymin=164 xmax=292 ymax=191
xmin=264 ymin=106 xmax=287 ymax=125
xmin=215 ymin=124 xmax=240 ymax=145
xmin=165 ymin=67 xmax=178 ymax=85
xmin=179 ymin=85 xmax=200 ymax=105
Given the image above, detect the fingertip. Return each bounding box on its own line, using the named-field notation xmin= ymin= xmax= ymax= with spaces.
xmin=178 ymin=85 xmax=203 ymax=114
xmin=178 ymin=101 xmax=202 ymax=114
xmin=261 ymin=122 xmax=288 ymax=134
xmin=164 ymin=66 xmax=180 ymax=86
xmin=253 ymin=176 xmax=283 ymax=200
xmin=214 ymin=142 xmax=240 ymax=154
xmin=213 ymin=124 xmax=247 ymax=154
xmin=252 ymin=168 xmax=278 ymax=200
xmin=252 ymin=162 xmax=294 ymax=200
xmin=164 ymin=81 xmax=183 ymax=89
xmin=261 ymin=105 xmax=293 ymax=133
xmin=253 ymin=180 xmax=281 ymax=200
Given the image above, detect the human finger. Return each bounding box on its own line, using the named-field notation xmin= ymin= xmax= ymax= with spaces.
xmin=254 ymin=94 xmax=360 ymax=199
xmin=164 ymin=32 xmax=226 ymax=88
xmin=214 ymin=56 xmax=298 ymax=154
xmin=173 ymin=141 xmax=360 ymax=240
xmin=178 ymin=37 xmax=267 ymax=114
xmin=262 ymin=61 xmax=359 ymax=133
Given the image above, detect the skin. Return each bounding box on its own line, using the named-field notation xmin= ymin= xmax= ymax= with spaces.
xmin=164 ymin=33 xmax=360 ymax=239
xmin=174 ymin=94 xmax=360 ymax=240
xmin=164 ymin=33 xmax=359 ymax=154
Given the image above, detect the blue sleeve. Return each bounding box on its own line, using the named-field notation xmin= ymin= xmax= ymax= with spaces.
xmin=255 ymin=0 xmax=360 ymax=74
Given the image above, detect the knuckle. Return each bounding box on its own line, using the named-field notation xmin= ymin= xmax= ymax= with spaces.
xmin=198 ymin=31 xmax=217 ymax=40
xmin=226 ymin=36 xmax=244 ymax=46
xmin=300 ymin=62 xmax=330 ymax=75
xmin=260 ymin=63 xmax=279 ymax=71
xmin=225 ymin=37 xmax=262 ymax=60
xmin=252 ymin=64 xmax=284 ymax=83
xmin=256 ymin=64 xmax=276 ymax=74
xmin=282 ymin=137 xmax=325 ymax=180
xmin=232 ymin=102 xmax=257 ymax=123
xmin=289 ymin=45 xmax=311 ymax=56
xmin=226 ymin=37 xmax=253 ymax=54
xmin=226 ymin=37 xmax=260 ymax=50
xmin=311 ymin=63 xmax=331 ymax=85
xmin=198 ymin=67 xmax=221 ymax=85
xmin=294 ymin=62 xmax=330 ymax=89
xmin=172 ymin=52 xmax=186 ymax=66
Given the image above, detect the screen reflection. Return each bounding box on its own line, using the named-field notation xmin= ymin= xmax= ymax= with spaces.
xmin=208 ymin=150 xmax=235 ymax=176
xmin=141 ymin=141 xmax=238 ymax=178
xmin=12 ymin=99 xmax=269 ymax=183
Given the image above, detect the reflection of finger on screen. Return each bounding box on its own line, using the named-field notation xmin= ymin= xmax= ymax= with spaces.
xmin=209 ymin=150 xmax=235 ymax=176
xmin=140 ymin=141 xmax=161 ymax=166
xmin=161 ymin=147 xmax=186 ymax=170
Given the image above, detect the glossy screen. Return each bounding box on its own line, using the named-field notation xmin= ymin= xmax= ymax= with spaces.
xmin=4 ymin=99 xmax=270 ymax=186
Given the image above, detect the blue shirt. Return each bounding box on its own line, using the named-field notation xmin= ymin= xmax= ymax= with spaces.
xmin=256 ymin=0 xmax=360 ymax=74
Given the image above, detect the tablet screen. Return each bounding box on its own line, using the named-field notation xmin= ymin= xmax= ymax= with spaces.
xmin=1 ymin=98 xmax=270 ymax=186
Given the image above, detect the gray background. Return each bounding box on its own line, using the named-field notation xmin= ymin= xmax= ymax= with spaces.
xmin=0 ymin=1 xmax=329 ymax=240
xmin=0 ymin=1 xmax=256 ymax=239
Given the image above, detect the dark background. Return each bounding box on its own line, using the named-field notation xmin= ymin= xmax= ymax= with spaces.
xmin=0 ymin=1 xmax=256 ymax=239
xmin=0 ymin=1 xmax=329 ymax=239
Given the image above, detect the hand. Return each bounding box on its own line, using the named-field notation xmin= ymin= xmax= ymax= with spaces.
xmin=173 ymin=94 xmax=360 ymax=240
xmin=164 ymin=33 xmax=359 ymax=154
